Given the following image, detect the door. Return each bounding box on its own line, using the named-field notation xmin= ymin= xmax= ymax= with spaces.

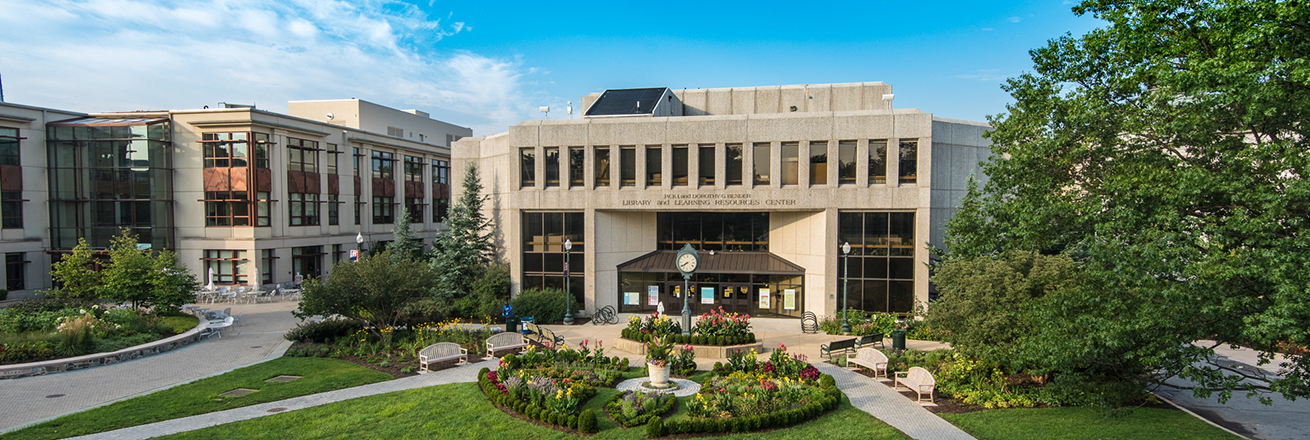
xmin=724 ymin=284 xmax=752 ymax=314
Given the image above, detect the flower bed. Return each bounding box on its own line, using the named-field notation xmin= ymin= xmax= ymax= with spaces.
xmin=605 ymin=390 xmax=676 ymax=427
xmin=1 ymin=300 xmax=197 ymax=364
xmin=620 ymin=308 xmax=758 ymax=346
xmin=479 ymin=341 xmax=628 ymax=433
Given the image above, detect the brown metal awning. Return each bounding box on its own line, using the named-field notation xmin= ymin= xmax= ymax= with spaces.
xmin=617 ymin=250 xmax=805 ymax=275
xmin=48 ymin=117 xmax=168 ymax=126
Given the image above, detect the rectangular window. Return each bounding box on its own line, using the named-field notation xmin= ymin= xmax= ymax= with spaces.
xmin=809 ymin=140 xmax=827 ymax=186
xmin=5 ymin=252 xmax=26 ymax=291
xmin=353 ymin=147 xmax=361 ymax=177
xmin=202 ymin=132 xmax=249 ymax=168
xmin=205 ymin=191 xmax=250 ymax=226
xmin=432 ymin=159 xmax=449 ymax=223
xmin=837 ymin=211 xmax=916 ymax=313
xmin=371 ymin=151 xmax=394 ymax=179
xmin=257 ymin=192 xmax=270 ymax=226
xmin=520 ymin=148 xmax=535 ymax=188
xmin=433 ymin=159 xmax=449 ymax=184
xmin=781 ymin=142 xmax=799 ymax=185
xmin=372 ymin=196 xmax=394 ymax=224
xmin=354 ymin=195 xmax=362 ymax=225
xmin=521 ymin=211 xmax=585 ymax=301
xmin=326 ymin=143 xmax=339 ymax=175
xmin=1 ymin=191 xmax=21 ymax=229
xmin=672 ymin=144 xmax=688 ymax=186
xmin=0 ymin=128 xmax=19 ymax=166
xmin=645 ymin=145 xmax=662 ymax=187
xmin=406 ymin=197 xmax=423 ymax=223
xmin=655 ymin=212 xmax=770 ymax=251
xmin=544 ymin=147 xmax=560 ymax=187
xmin=434 ymin=198 xmax=449 ymax=223
xmin=869 ymin=140 xmax=887 ymax=184
xmin=726 ymin=143 xmax=743 ymax=186
xmin=202 ymin=250 xmax=247 ymax=285
xmin=698 ymin=144 xmax=715 ymax=186
xmin=899 ymin=139 xmax=918 ymax=184
xmin=838 ymin=140 xmax=857 ymax=185
xmin=753 ymin=142 xmax=770 ymax=186
xmin=404 ymin=155 xmax=424 ymax=183
xmin=288 ymin=193 xmax=320 ymax=226
xmin=332 ymin=244 xmax=344 ymax=265
xmin=594 ymin=147 xmax=610 ymax=187
xmin=328 ymin=194 xmax=340 ymax=225
xmin=261 ymin=249 xmax=274 ymax=284
xmin=568 ymin=147 xmax=584 ymax=187
xmin=292 ymin=246 xmax=324 ymax=279
xmin=619 ymin=146 xmax=636 ymax=187
xmin=287 ymin=138 xmax=319 ymax=173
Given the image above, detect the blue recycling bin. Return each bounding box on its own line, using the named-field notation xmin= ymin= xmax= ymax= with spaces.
xmin=519 ymin=317 xmax=535 ymax=335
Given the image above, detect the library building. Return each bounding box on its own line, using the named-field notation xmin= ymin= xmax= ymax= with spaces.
xmin=452 ymin=82 xmax=990 ymax=319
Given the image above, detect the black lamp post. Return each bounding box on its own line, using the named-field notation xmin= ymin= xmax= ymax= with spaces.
xmin=563 ymin=239 xmax=574 ymax=325
xmin=841 ymin=242 xmax=852 ymax=335
xmin=356 ymin=232 xmax=365 ymax=257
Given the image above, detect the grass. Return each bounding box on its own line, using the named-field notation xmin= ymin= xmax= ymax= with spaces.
xmin=1 ymin=357 xmax=392 ymax=440
xmin=156 ymin=382 xmax=911 ymax=440
xmin=942 ymin=407 xmax=1241 ymax=440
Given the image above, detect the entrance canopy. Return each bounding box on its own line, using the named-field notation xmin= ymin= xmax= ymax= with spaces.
xmin=617 ymin=250 xmax=805 ymax=275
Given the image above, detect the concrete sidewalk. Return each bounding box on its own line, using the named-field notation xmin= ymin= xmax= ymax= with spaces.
xmin=0 ymin=301 xmax=304 ymax=432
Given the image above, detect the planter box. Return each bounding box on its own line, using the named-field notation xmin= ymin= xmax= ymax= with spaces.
xmin=0 ymin=319 xmax=209 ymax=380
xmin=614 ymin=337 xmax=764 ymax=359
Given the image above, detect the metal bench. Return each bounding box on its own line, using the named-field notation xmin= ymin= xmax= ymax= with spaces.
xmin=847 ymin=347 xmax=889 ymax=380
xmin=485 ymin=331 xmax=529 ymax=357
xmin=801 ymin=311 xmax=819 ymax=334
xmin=895 ymin=366 xmax=936 ymax=404
xmin=855 ymin=334 xmax=884 ymax=349
xmin=418 ymin=342 xmax=467 ymax=372
xmin=819 ymin=338 xmax=857 ymax=359
xmin=521 ymin=322 xmax=564 ymax=346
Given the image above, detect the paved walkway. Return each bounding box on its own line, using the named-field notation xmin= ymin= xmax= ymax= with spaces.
xmin=815 ymin=363 xmax=975 ymax=440
xmin=0 ymin=301 xmax=303 ymax=432
xmin=1155 ymin=341 xmax=1310 ymax=440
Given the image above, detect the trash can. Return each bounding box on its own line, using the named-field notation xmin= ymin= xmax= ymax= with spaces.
xmin=505 ymin=316 xmax=520 ymax=334
xmin=519 ymin=317 xmax=534 ymax=334
xmin=891 ymin=329 xmax=907 ymax=350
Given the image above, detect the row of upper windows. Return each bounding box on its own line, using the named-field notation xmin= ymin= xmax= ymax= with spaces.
xmin=203 ymin=132 xmax=448 ymax=184
xmin=204 ymin=193 xmax=446 ymax=228
xmin=519 ymin=139 xmax=919 ymax=189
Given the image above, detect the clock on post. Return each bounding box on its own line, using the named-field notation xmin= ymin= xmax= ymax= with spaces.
xmin=675 ymin=243 xmax=698 ymax=335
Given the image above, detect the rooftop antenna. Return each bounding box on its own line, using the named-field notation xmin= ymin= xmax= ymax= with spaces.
xmin=0 ymin=66 xmax=5 ymax=102
xmin=539 ymin=106 xmax=549 ymax=120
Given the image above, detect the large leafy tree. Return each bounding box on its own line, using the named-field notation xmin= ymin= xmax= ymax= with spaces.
xmin=48 ymin=238 xmax=102 ymax=301
xmin=97 ymin=230 xmax=198 ymax=310
xmin=955 ymin=0 xmax=1310 ymax=405
xmin=295 ymin=249 xmax=436 ymax=337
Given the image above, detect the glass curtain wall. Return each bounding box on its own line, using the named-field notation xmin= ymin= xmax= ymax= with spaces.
xmin=522 ymin=212 xmax=585 ymax=305
xmin=837 ymin=211 xmax=916 ymax=313
xmin=655 ymin=212 xmax=768 ymax=251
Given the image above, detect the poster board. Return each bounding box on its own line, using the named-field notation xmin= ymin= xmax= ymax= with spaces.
xmin=701 ymin=287 xmax=714 ymax=304
xmin=784 ymin=289 xmax=797 ymax=310
xmin=623 ymin=291 xmax=638 ymax=305
xmin=647 ymin=286 xmax=659 ymax=306
xmin=759 ymin=288 xmax=771 ymax=308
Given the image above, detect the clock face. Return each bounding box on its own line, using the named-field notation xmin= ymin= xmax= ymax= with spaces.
xmin=677 ymin=253 xmax=698 ymax=272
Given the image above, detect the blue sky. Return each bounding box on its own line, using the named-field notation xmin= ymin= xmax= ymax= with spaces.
xmin=0 ymin=0 xmax=1102 ymax=136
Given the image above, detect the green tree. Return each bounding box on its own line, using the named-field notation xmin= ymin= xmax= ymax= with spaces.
xmin=432 ymin=163 xmax=494 ymax=295
xmin=957 ymin=0 xmax=1310 ymax=405
xmin=295 ymin=249 xmax=436 ymax=337
xmin=390 ymin=205 xmax=423 ymax=260
xmin=97 ymin=230 xmax=198 ymax=309
xmin=48 ymin=238 xmax=101 ymax=301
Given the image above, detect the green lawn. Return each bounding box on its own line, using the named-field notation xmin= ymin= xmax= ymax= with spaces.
xmin=157 ymin=382 xmax=911 ymax=440
xmin=942 ymin=407 xmax=1241 ymax=440
xmin=2 ymin=357 xmax=392 ymax=440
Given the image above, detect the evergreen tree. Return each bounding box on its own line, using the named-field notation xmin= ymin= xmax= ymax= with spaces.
xmin=390 ymin=205 xmax=423 ymax=260
xmin=432 ymin=163 xmax=494 ymax=296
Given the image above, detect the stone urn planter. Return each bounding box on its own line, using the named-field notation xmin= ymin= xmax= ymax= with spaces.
xmin=647 ymin=362 xmax=671 ymax=388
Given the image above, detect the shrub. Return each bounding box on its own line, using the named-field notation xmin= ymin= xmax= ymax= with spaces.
xmin=578 ymin=409 xmax=597 ymax=433
xmin=509 ymin=287 xmax=581 ymax=324
xmin=284 ymin=319 xmax=363 ymax=343
xmin=645 ymin=417 xmax=664 ymax=437
xmin=568 ymin=414 xmax=578 ymax=429
xmin=819 ymin=374 xmax=836 ymax=388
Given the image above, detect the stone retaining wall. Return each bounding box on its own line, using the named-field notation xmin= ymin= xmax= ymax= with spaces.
xmin=613 ymin=337 xmax=764 ymax=359
xmin=0 ymin=319 xmax=210 ymax=380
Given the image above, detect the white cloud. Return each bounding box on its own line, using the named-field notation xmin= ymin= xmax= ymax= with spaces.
xmin=0 ymin=0 xmax=533 ymax=135
xmin=1008 ymin=16 xmax=1021 ymax=23
xmin=955 ymin=69 xmax=1011 ymax=82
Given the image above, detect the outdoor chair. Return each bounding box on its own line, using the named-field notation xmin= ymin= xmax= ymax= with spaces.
xmin=203 ymin=316 xmax=235 ymax=339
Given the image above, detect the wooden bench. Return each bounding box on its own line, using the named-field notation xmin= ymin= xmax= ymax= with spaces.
xmin=847 ymin=348 xmax=889 ymax=380
xmin=418 ymin=342 xmax=467 ymax=372
xmin=855 ymin=334 xmax=884 ymax=349
xmin=819 ymin=338 xmax=857 ymax=359
xmin=801 ymin=311 xmax=819 ymax=334
xmin=895 ymin=366 xmax=936 ymax=404
xmin=485 ymin=331 xmax=529 ymax=357
xmin=521 ymin=322 xmax=564 ymax=346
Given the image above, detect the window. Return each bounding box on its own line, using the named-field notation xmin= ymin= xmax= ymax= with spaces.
xmin=203 ymin=132 xmax=249 ymax=168
xmin=699 ymin=144 xmax=715 ymax=186
xmin=5 ymin=252 xmax=25 ymax=291
xmin=568 ymin=147 xmax=584 ymax=187
xmin=838 ymin=140 xmax=857 ymax=185
xmin=353 ymin=147 xmax=361 ymax=177
xmin=292 ymin=246 xmax=324 ymax=279
xmin=810 ymin=140 xmax=828 ymax=186
xmin=326 ymin=143 xmax=339 ymax=174
xmin=870 ymin=140 xmax=887 ymax=184
xmin=332 ymin=244 xmax=344 ymax=265
xmin=372 ymin=196 xmax=394 ymax=224
xmin=594 ymin=147 xmax=610 ymax=187
xmin=371 ymin=151 xmax=394 ymax=179
xmin=354 ymin=195 xmax=362 ymax=225
xmin=202 ymin=250 xmax=247 ymax=285
xmin=520 ymin=148 xmax=535 ymax=187
xmin=328 ymin=194 xmax=340 ymax=225
xmin=753 ymin=142 xmax=770 ymax=186
xmin=899 ymin=139 xmax=918 ymax=184
xmin=656 ymin=212 xmax=769 ymax=252
xmin=672 ymin=144 xmax=688 ymax=186
xmin=726 ymin=143 xmax=743 ymax=186
xmin=619 ymin=146 xmax=636 ymax=187
xmin=432 ymin=159 xmax=449 ymax=223
xmin=406 ymin=197 xmax=423 ymax=223
xmin=781 ymin=142 xmax=799 ymax=185
xmin=206 ymin=191 xmax=251 ymax=226
xmin=261 ymin=249 xmax=274 ymax=284
xmin=645 ymin=145 xmax=662 ymax=186
xmin=837 ymin=212 xmax=916 ymax=313
xmin=287 ymin=138 xmax=319 ymax=173
xmin=256 ymin=192 xmax=270 ymax=226
xmin=0 ymin=128 xmax=19 ymax=166
xmin=288 ymin=193 xmax=320 ymax=226
xmin=433 ymin=159 xmax=449 ymax=185
xmin=544 ymin=147 xmax=560 ymax=187
xmin=521 ymin=212 xmax=585 ymax=302
xmin=1 ymin=191 xmax=21 ymax=229
xmin=404 ymin=155 xmax=423 ymax=183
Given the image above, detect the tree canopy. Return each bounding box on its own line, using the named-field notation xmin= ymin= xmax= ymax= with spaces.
xmin=295 ymin=249 xmax=436 ymax=336
xmin=942 ymin=0 xmax=1310 ymax=405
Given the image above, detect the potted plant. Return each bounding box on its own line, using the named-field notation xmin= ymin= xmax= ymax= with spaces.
xmin=645 ymin=336 xmax=674 ymax=387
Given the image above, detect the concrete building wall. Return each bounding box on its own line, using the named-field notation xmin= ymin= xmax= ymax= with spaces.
xmin=288 ymin=99 xmax=472 ymax=146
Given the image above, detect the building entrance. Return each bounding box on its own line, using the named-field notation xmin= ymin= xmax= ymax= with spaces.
xmin=619 ymin=250 xmax=806 ymax=318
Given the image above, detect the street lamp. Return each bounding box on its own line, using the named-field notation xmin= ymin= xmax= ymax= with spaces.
xmin=563 ymin=239 xmax=574 ymax=325
xmin=356 ymin=232 xmax=365 ymax=256
xmin=841 ymin=242 xmax=852 ymax=335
